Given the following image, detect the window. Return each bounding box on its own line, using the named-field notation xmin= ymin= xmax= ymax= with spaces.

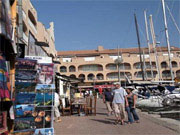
xmin=60 ymin=66 xmax=67 ymax=72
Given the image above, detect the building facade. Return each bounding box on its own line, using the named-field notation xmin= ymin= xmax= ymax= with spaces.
xmin=58 ymin=46 xmax=180 ymax=86
xmin=17 ymin=0 xmax=57 ymax=58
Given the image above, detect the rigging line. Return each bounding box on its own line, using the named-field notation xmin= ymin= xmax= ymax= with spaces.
xmin=166 ymin=3 xmax=180 ymax=35
xmin=154 ymin=0 xmax=161 ymax=25
xmin=166 ymin=0 xmax=175 ymax=24
xmin=156 ymin=0 xmax=175 ymax=43
xmin=137 ymin=22 xmax=147 ymax=47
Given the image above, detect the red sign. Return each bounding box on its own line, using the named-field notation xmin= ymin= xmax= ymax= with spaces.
xmin=94 ymin=85 xmax=114 ymax=89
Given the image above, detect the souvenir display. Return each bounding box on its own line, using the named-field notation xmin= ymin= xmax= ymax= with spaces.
xmin=15 ymin=105 xmax=35 ymax=118
xmin=35 ymin=93 xmax=53 ymax=106
xmin=14 ymin=58 xmax=54 ymax=133
xmin=15 ymin=70 xmax=37 ymax=81
xmin=15 ymin=93 xmax=36 ymax=104
xmin=14 ymin=59 xmax=38 ymax=132
xmin=15 ymin=58 xmax=37 ymax=70
xmin=15 ymin=82 xmax=36 ymax=92
xmin=36 ymin=84 xmax=55 ymax=90
xmin=14 ymin=117 xmax=36 ymax=132
xmin=34 ymin=128 xmax=54 ymax=135
xmin=33 ymin=107 xmax=52 ymax=129
xmin=37 ymin=64 xmax=54 ymax=84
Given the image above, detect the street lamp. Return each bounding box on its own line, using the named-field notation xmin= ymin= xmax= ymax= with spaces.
xmin=115 ymin=56 xmax=123 ymax=85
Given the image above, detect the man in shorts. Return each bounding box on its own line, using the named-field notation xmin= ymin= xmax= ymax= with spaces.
xmin=112 ymin=82 xmax=128 ymax=125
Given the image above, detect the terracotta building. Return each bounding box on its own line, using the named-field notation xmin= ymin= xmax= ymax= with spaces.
xmin=17 ymin=0 xmax=57 ymax=58
xmin=57 ymin=46 xmax=180 ymax=87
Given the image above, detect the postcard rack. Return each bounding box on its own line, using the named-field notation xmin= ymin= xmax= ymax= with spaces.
xmin=13 ymin=58 xmax=54 ymax=135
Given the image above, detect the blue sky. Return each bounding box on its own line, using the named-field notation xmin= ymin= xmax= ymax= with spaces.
xmin=31 ymin=0 xmax=180 ymax=51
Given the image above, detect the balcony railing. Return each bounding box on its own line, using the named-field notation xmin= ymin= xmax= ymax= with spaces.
xmin=60 ymin=69 xmax=67 ymax=73
xmin=28 ymin=18 xmax=37 ymax=34
xmin=97 ymin=77 xmax=104 ymax=80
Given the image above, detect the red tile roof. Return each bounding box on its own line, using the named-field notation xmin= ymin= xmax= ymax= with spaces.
xmin=57 ymin=46 xmax=180 ymax=57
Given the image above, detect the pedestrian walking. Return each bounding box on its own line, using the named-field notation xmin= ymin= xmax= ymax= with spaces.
xmin=103 ymin=88 xmax=113 ymax=116
xmin=112 ymin=82 xmax=128 ymax=125
xmin=54 ymin=92 xmax=62 ymax=122
xmin=125 ymin=88 xmax=140 ymax=124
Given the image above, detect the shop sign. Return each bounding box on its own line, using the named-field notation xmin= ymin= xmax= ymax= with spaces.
xmin=94 ymin=85 xmax=114 ymax=89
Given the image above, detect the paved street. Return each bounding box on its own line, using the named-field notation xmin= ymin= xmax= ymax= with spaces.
xmin=54 ymin=99 xmax=179 ymax=135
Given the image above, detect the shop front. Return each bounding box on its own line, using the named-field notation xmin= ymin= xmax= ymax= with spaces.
xmin=0 ymin=0 xmax=16 ymax=134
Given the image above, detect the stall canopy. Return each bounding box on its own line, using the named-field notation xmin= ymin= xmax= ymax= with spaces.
xmin=56 ymin=72 xmax=83 ymax=83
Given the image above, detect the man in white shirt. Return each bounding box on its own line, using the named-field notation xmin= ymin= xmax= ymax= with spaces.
xmin=54 ymin=92 xmax=61 ymax=122
xmin=112 ymin=82 xmax=128 ymax=125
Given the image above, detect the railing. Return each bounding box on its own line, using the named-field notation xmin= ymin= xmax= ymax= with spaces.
xmin=69 ymin=69 xmax=76 ymax=72
xmin=60 ymin=69 xmax=67 ymax=73
xmin=97 ymin=77 xmax=104 ymax=80
xmin=88 ymin=77 xmax=94 ymax=80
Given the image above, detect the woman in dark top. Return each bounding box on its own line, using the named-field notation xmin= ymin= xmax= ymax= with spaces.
xmin=103 ymin=88 xmax=113 ymax=116
xmin=125 ymin=88 xmax=140 ymax=124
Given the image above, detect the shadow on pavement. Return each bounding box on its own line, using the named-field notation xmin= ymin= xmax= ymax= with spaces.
xmin=96 ymin=112 xmax=107 ymax=116
xmin=90 ymin=119 xmax=113 ymax=124
xmin=105 ymin=118 xmax=115 ymax=122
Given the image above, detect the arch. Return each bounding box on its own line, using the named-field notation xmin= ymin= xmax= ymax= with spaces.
xmin=162 ymin=70 xmax=173 ymax=78
xmin=134 ymin=71 xmax=158 ymax=78
xmin=107 ymin=72 xmax=118 ymax=80
xmin=161 ymin=61 xmax=168 ymax=68
xmin=145 ymin=62 xmax=156 ymax=69
xmin=106 ymin=63 xmax=117 ymax=70
xmin=78 ymin=64 xmax=103 ymax=72
xmin=69 ymin=65 xmax=76 ymax=72
xmin=87 ymin=74 xmax=95 ymax=80
xmin=172 ymin=61 xmax=178 ymax=68
xmin=134 ymin=71 xmax=143 ymax=78
xmin=124 ymin=72 xmax=132 ymax=79
xmin=119 ymin=63 xmax=131 ymax=70
xmin=176 ymin=70 xmax=180 ymax=77
xmin=60 ymin=66 xmax=67 ymax=73
xmin=146 ymin=71 xmax=158 ymax=78
xmin=79 ymin=74 xmax=85 ymax=80
xmin=96 ymin=73 xmax=104 ymax=80
xmin=106 ymin=72 xmax=128 ymax=80
xmin=28 ymin=10 xmax=37 ymax=26
xmin=133 ymin=62 xmax=141 ymax=69
xmin=70 ymin=74 xmax=76 ymax=78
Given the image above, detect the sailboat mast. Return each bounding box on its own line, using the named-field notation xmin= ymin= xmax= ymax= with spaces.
xmin=144 ymin=10 xmax=154 ymax=80
xmin=142 ymin=49 xmax=147 ymax=80
xmin=118 ymin=45 xmax=121 ymax=85
xmin=161 ymin=0 xmax=174 ymax=82
xmin=134 ymin=13 xmax=145 ymax=81
xmin=149 ymin=15 xmax=161 ymax=81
